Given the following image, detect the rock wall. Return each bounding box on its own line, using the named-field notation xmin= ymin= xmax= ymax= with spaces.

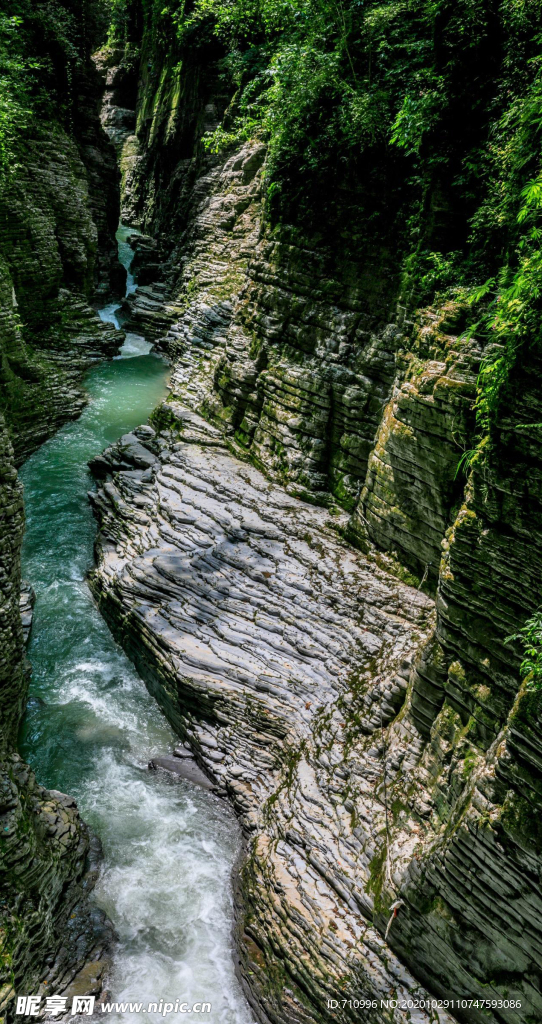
xmin=84 ymin=30 xmax=542 ymax=1022
xmin=121 ymin=140 xmax=400 ymax=512
xmin=0 ymin=127 xmax=124 ymax=463
xmin=0 ymin=248 xmax=122 ymax=464
xmin=0 ymin=9 xmax=125 ymax=465
xmin=350 ymin=302 xmax=480 ymax=585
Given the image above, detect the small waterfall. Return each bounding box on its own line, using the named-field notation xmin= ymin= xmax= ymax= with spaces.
xmin=98 ymin=224 xmax=153 ymax=359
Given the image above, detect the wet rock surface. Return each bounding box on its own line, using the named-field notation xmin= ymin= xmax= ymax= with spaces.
xmin=148 ymin=754 xmax=215 ymax=790
xmin=0 ymin=757 xmax=112 ymax=1020
xmin=19 ymin=584 xmax=35 ymax=646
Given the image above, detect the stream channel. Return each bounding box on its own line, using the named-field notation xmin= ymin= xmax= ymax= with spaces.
xmin=20 ymin=226 xmax=252 ymax=1024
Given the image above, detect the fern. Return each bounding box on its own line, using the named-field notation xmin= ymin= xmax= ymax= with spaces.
xmin=506 ymin=611 xmax=542 ymax=691
xmin=465 ymin=278 xmax=495 ymax=305
xmin=454 ymin=448 xmax=478 ymax=480
xmin=518 ymin=173 xmax=542 ymax=224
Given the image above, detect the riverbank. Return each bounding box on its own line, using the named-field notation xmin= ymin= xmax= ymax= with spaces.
xmin=19 ymin=231 xmax=252 ymax=1024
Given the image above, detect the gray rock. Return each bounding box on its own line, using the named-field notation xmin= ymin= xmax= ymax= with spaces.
xmin=148 ymin=755 xmax=214 ymax=790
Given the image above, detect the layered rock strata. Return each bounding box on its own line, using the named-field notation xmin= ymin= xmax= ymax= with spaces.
xmin=93 ymin=47 xmax=141 ymax=227
xmin=85 ymin=98 xmax=542 ymax=1018
xmin=96 ymin=36 xmax=403 ymax=512
xmin=88 ymin=385 xmax=542 ymax=1024
xmin=350 ymin=302 xmax=480 ymax=585
xmin=89 ymin=419 xmax=449 ymax=1024
xmin=0 ymin=3 xmax=126 ymax=463
xmin=0 ymin=136 xmax=124 ymax=464
xmin=123 ymin=139 xmax=398 ymax=513
xmin=77 ymin=18 xmax=542 ymax=1023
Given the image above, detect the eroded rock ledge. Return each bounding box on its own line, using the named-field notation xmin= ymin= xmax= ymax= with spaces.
xmin=89 ymin=416 xmax=454 ymax=1024
xmin=89 ymin=398 xmax=542 ymax=1024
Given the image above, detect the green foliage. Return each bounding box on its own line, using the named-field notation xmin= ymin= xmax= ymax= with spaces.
xmin=390 ymin=80 xmax=444 ymax=156
xmin=106 ymin=0 xmax=133 ymax=44
xmin=186 ymin=0 xmax=432 ymax=220
xmin=154 ymin=0 xmax=542 ymax=253
xmin=518 ymin=175 xmax=542 ymax=225
xmin=115 ymin=0 xmax=542 ymax=441
xmin=454 ymin=448 xmax=478 ymax=480
xmin=0 ymin=15 xmax=38 ymax=176
xmin=411 ymin=250 xmax=463 ymax=298
xmin=506 ymin=611 xmax=542 ymax=691
xmin=0 ymin=1 xmax=113 ymax=180
xmin=462 ymin=166 xmax=542 ymax=440
xmin=449 ymin=47 xmax=542 ymax=447
xmin=475 ymin=259 xmax=541 ymax=433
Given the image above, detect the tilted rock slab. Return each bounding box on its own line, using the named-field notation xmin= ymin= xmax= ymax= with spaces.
xmin=89 ymin=408 xmax=542 ymax=1024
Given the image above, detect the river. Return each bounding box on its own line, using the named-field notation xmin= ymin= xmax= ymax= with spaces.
xmin=19 ymin=226 xmax=252 ymax=1024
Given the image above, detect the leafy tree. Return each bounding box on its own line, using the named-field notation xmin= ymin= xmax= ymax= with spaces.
xmin=0 ymin=14 xmax=38 ymax=176
xmin=0 ymin=1 xmax=112 ymax=180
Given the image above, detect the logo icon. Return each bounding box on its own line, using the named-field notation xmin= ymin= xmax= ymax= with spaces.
xmin=71 ymin=996 xmax=96 ymax=1016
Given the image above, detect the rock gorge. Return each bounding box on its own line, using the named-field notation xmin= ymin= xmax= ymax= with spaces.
xmin=2 ymin=2 xmax=542 ymax=1023
xmin=0 ymin=1 xmax=123 ymax=1013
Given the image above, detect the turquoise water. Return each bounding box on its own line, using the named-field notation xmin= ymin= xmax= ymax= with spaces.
xmin=19 ymin=232 xmax=252 ymax=1024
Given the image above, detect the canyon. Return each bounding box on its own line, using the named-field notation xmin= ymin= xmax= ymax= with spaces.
xmin=1 ymin=3 xmax=542 ymax=1024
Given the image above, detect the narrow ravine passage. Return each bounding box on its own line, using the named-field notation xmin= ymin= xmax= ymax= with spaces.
xmin=19 ymin=228 xmax=252 ymax=1024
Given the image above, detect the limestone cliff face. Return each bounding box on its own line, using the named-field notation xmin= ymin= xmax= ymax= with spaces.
xmin=99 ymin=49 xmax=400 ymax=512
xmin=87 ymin=37 xmax=542 ymax=1024
xmin=351 ymin=304 xmax=480 ymax=585
xmin=0 ymin=245 xmax=122 ymax=465
xmin=0 ymin=9 xmax=125 ymax=465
